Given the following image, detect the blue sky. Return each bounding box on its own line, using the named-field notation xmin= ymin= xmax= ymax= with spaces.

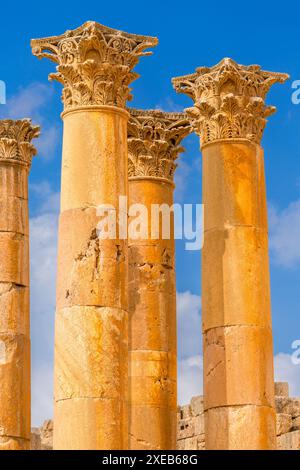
xmin=0 ymin=0 xmax=299 ymax=424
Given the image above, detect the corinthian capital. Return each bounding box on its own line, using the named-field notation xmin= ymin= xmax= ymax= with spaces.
xmin=128 ymin=109 xmax=191 ymax=182
xmin=172 ymin=58 xmax=289 ymax=147
xmin=31 ymin=21 xmax=158 ymax=111
xmin=0 ymin=119 xmax=40 ymax=167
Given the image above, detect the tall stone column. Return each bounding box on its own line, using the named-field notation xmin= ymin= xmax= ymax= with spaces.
xmin=31 ymin=22 xmax=157 ymax=450
xmin=173 ymin=59 xmax=289 ymax=450
xmin=127 ymin=109 xmax=190 ymax=449
xmin=0 ymin=119 xmax=39 ymax=450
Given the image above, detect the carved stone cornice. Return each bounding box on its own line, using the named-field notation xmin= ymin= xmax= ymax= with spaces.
xmin=127 ymin=109 xmax=191 ymax=182
xmin=172 ymin=58 xmax=289 ymax=147
xmin=0 ymin=119 xmax=40 ymax=167
xmin=31 ymin=21 xmax=158 ymax=111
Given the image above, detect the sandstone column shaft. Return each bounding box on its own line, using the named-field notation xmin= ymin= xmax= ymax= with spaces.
xmin=128 ymin=110 xmax=190 ymax=449
xmin=0 ymin=119 xmax=39 ymax=450
xmin=173 ymin=59 xmax=289 ymax=449
xmin=202 ymin=140 xmax=275 ymax=449
xmin=31 ymin=22 xmax=157 ymax=450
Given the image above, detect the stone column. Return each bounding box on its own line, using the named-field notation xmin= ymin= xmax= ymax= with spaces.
xmin=0 ymin=119 xmax=39 ymax=450
xmin=173 ymin=58 xmax=289 ymax=450
xmin=31 ymin=22 xmax=157 ymax=450
xmin=127 ymin=109 xmax=190 ymax=449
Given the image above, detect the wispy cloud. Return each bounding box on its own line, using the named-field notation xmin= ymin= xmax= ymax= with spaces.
xmin=155 ymin=97 xmax=184 ymax=113
xmin=0 ymin=82 xmax=60 ymax=161
xmin=274 ymin=353 xmax=300 ymax=396
xmin=178 ymin=355 xmax=203 ymax=405
xmin=269 ymin=199 xmax=300 ymax=267
xmin=30 ymin=182 xmax=60 ymax=426
xmin=177 ymin=291 xmax=202 ymax=359
xmin=174 ymin=160 xmax=191 ymax=201
xmin=177 ymin=291 xmax=203 ymax=405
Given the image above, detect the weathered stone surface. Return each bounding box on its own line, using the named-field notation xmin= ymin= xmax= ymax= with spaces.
xmin=202 ymin=226 xmax=271 ymax=331
xmin=0 ymin=194 xmax=28 ymax=235
xmin=0 ymin=436 xmax=30 ymax=450
xmin=55 ymin=306 xmax=128 ymax=401
xmin=172 ymin=58 xmax=288 ymax=147
xmin=30 ymin=384 xmax=300 ymax=451
xmin=0 ymin=233 xmax=29 ymax=286
xmin=0 ymin=335 xmax=30 ymax=439
xmin=54 ymin=397 xmax=128 ymax=450
xmin=60 ymin=108 xmax=129 ymax=212
xmin=56 ymin=208 xmax=128 ymax=311
xmin=194 ymin=414 xmax=205 ymax=435
xmin=203 ymin=325 xmax=275 ymax=409
xmin=275 ymin=397 xmax=294 ymax=415
xmin=30 ymin=429 xmax=41 ymax=450
xmin=291 ymin=398 xmax=300 ymax=418
xmin=276 ymin=413 xmax=292 ymax=436
xmin=40 ymin=420 xmax=53 ymax=450
xmin=275 ymin=382 xmax=289 ymax=397
xmin=190 ymin=396 xmax=204 ymax=417
xmin=292 ymin=416 xmax=300 ymax=430
xmin=128 ymin=112 xmax=189 ymax=451
xmin=184 ymin=437 xmax=198 ymax=450
xmin=129 ymin=407 xmax=177 ymax=450
xmin=0 ymin=119 xmax=38 ymax=451
xmin=179 ymin=404 xmax=192 ymax=420
xmin=204 ymin=405 xmax=276 ymax=450
xmin=172 ymin=59 xmax=287 ymax=450
xmin=0 ymin=284 xmax=29 ymax=335
xmin=32 ymin=24 xmax=157 ymax=449
xmin=178 ymin=418 xmax=195 ymax=440
xmin=277 ymin=430 xmax=300 ymax=450
xmin=128 ymin=186 xmax=177 ymax=448
xmin=52 ymin=106 xmax=131 ymax=449
xmin=31 ymin=21 xmax=156 ymax=447
xmin=176 ymin=384 xmax=300 ymax=450
xmin=31 ymin=22 xmax=158 ymax=112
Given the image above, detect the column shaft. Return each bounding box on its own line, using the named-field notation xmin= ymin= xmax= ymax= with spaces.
xmin=54 ymin=107 xmax=129 ymax=450
xmin=31 ymin=21 xmax=158 ymax=450
xmin=128 ymin=178 xmax=177 ymax=450
xmin=0 ymin=119 xmax=39 ymax=450
xmin=172 ymin=58 xmax=289 ymax=449
xmin=202 ymin=140 xmax=275 ymax=449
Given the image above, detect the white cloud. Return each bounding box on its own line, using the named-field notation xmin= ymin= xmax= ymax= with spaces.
xmin=174 ymin=160 xmax=192 ymax=202
xmin=177 ymin=291 xmax=203 ymax=405
xmin=178 ymin=355 xmax=203 ymax=405
xmin=35 ymin=125 xmax=60 ymax=161
xmin=178 ymin=352 xmax=300 ymax=407
xmin=0 ymin=82 xmax=60 ymax=160
xmin=177 ymin=291 xmax=202 ymax=359
xmin=155 ymin=97 xmax=183 ymax=113
xmin=30 ymin=183 xmax=59 ymax=426
xmin=274 ymin=352 xmax=300 ymax=397
xmin=31 ymin=361 xmax=54 ymax=427
xmin=4 ymin=83 xmax=52 ymax=119
xmin=269 ymin=199 xmax=300 ymax=267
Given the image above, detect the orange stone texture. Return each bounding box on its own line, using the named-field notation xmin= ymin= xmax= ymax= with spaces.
xmin=31 ymin=21 xmax=157 ymax=450
xmin=173 ymin=58 xmax=289 ymax=449
xmin=127 ymin=109 xmax=190 ymax=449
xmin=0 ymin=119 xmax=39 ymax=450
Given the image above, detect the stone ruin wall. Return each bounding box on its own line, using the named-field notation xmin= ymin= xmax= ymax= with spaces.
xmin=177 ymin=382 xmax=300 ymax=450
xmin=30 ymin=382 xmax=300 ymax=450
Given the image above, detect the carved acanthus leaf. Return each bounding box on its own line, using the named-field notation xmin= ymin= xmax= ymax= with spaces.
xmin=31 ymin=21 xmax=158 ymax=110
xmin=0 ymin=119 xmax=40 ymax=166
xmin=128 ymin=109 xmax=191 ymax=182
xmin=172 ymin=58 xmax=289 ymax=146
